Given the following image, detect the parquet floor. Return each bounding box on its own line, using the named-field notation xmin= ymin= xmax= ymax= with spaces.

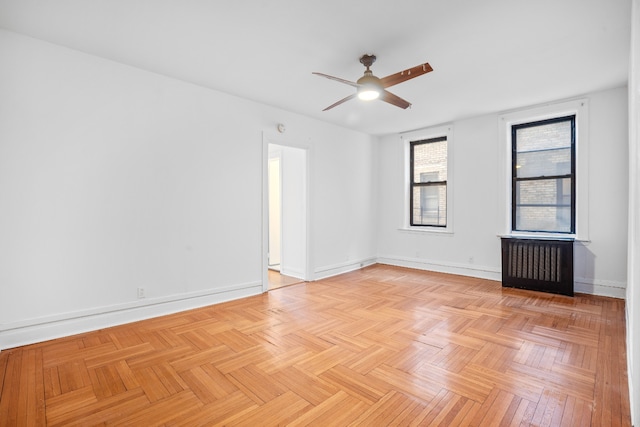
xmin=268 ymin=270 xmax=304 ymax=290
xmin=0 ymin=264 xmax=630 ymax=426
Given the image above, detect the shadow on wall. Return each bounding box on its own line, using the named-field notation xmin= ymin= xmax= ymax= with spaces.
xmin=574 ymin=241 xmax=596 ymax=291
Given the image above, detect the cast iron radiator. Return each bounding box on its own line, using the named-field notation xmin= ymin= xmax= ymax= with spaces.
xmin=500 ymin=237 xmax=574 ymax=296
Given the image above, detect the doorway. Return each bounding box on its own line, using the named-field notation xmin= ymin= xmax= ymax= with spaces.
xmin=265 ymin=142 xmax=308 ymax=290
xmin=268 ymin=155 xmax=282 ymax=271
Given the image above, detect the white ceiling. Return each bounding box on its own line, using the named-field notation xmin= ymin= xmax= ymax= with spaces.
xmin=0 ymin=0 xmax=631 ymax=135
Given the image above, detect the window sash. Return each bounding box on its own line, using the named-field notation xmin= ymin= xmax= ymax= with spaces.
xmin=511 ymin=115 xmax=576 ymax=233
xmin=410 ymin=136 xmax=447 ymax=227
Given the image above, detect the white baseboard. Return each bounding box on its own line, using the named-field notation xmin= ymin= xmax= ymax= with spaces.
xmin=376 ymin=256 xmax=626 ymax=299
xmin=0 ymin=281 xmax=262 ymax=350
xmin=377 ymin=255 xmax=501 ymax=281
xmin=280 ymin=267 xmax=305 ymax=280
xmin=314 ymin=257 xmax=377 ymax=280
xmin=574 ymin=277 xmax=626 ymax=299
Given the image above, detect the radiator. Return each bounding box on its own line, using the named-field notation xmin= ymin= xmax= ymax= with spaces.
xmin=500 ymin=237 xmax=574 ymax=296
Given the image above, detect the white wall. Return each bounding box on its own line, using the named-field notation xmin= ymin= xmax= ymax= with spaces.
xmin=575 ymin=89 xmax=629 ymax=296
xmin=376 ymin=86 xmax=629 ymax=298
xmin=0 ymin=30 xmax=377 ymax=349
xmin=311 ymin=129 xmax=379 ymax=278
xmin=627 ymin=0 xmax=640 ymax=423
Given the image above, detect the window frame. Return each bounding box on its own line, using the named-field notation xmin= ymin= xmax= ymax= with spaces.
xmin=402 ymin=124 xmax=454 ymax=234
xmin=410 ymin=136 xmax=448 ymax=227
xmin=511 ymin=115 xmax=576 ymax=234
xmin=498 ymin=98 xmax=589 ymax=241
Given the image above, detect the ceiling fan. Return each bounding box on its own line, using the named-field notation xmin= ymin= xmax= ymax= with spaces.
xmin=313 ymin=54 xmax=433 ymax=111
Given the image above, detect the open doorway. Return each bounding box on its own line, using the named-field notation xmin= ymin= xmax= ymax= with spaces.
xmin=268 ymin=154 xmax=282 ymax=272
xmin=266 ymin=142 xmax=307 ymax=290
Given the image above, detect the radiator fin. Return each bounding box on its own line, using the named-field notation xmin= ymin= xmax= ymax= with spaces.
xmin=507 ymin=242 xmax=561 ymax=283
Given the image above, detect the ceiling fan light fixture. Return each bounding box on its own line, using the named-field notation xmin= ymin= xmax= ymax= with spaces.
xmin=356 ymin=74 xmax=382 ymax=101
xmin=358 ymin=86 xmax=381 ymax=101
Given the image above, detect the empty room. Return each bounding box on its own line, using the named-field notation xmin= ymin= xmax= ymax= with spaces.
xmin=1 ymin=0 xmax=639 ymax=425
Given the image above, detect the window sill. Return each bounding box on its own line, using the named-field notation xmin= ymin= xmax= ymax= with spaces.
xmin=497 ymin=232 xmax=590 ymax=243
xmin=399 ymin=227 xmax=454 ymax=236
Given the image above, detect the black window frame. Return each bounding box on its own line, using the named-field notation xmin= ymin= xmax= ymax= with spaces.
xmin=410 ymin=136 xmax=448 ymax=227
xmin=511 ymin=115 xmax=576 ymax=234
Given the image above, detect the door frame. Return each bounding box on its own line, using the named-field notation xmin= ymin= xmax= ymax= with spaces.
xmin=262 ymin=133 xmax=312 ymax=292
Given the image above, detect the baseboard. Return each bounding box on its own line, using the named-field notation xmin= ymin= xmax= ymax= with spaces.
xmin=377 ymin=255 xmax=502 ymax=281
xmin=314 ymin=257 xmax=377 ymax=280
xmin=0 ymin=281 xmax=262 ymax=350
xmin=376 ymin=256 xmax=626 ymax=299
xmin=626 ymin=301 xmax=634 ymax=427
xmin=280 ymin=267 xmax=305 ymax=280
xmin=574 ymin=276 xmax=627 ymax=299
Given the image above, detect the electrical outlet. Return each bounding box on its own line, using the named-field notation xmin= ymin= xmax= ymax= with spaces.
xmin=137 ymin=287 xmax=145 ymax=299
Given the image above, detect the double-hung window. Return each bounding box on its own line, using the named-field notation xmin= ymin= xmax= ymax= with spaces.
xmin=512 ymin=115 xmax=576 ymax=233
xmin=500 ymin=98 xmax=587 ymax=239
xmin=410 ymin=136 xmax=448 ymax=227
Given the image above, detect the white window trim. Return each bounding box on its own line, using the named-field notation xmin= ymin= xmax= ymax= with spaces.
xmin=498 ymin=98 xmax=589 ymax=241
xmin=401 ymin=124 xmax=454 ymax=234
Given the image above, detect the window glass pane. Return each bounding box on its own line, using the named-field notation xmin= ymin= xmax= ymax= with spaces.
xmin=516 ymin=149 xmax=571 ymax=178
xmin=515 ymin=206 xmax=572 ymax=232
xmin=515 ymin=120 xmax=572 ymax=152
xmin=516 ymin=178 xmax=572 ymax=206
xmin=515 ymin=178 xmax=572 ymax=232
xmin=413 ymin=140 xmax=447 ymax=183
xmin=412 ymin=185 xmax=446 ymax=226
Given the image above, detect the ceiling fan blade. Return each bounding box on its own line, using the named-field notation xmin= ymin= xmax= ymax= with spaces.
xmin=312 ymin=72 xmax=359 ymax=88
xmin=323 ymin=93 xmax=357 ymax=111
xmin=380 ymin=62 xmax=433 ymax=89
xmin=380 ymin=90 xmax=411 ymax=109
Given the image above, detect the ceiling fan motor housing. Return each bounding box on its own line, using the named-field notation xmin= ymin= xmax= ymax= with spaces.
xmin=359 ymin=54 xmax=377 ymax=69
xmin=357 ymin=73 xmax=381 ymax=86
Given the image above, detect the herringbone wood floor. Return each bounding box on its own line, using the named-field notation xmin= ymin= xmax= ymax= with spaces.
xmin=0 ymin=265 xmax=631 ymax=426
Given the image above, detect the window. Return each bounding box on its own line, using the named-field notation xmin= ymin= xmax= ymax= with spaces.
xmin=499 ymin=98 xmax=587 ymax=239
xmin=512 ymin=115 xmax=575 ymax=233
xmin=410 ymin=136 xmax=448 ymax=227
